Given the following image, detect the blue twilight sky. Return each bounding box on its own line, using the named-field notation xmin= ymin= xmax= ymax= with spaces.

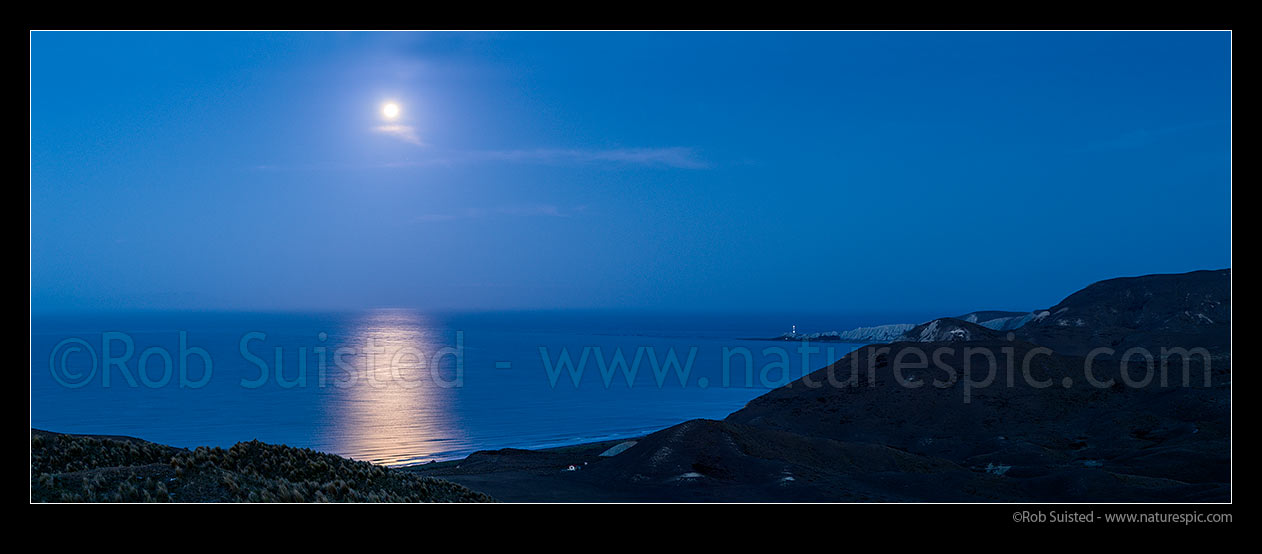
xmin=31 ymin=31 xmax=1231 ymax=314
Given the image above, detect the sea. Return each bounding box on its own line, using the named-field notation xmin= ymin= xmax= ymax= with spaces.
xmin=30 ymin=310 xmax=930 ymax=466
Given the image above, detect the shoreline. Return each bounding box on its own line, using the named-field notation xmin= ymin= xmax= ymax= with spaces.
xmin=387 ymin=430 xmax=659 ymax=469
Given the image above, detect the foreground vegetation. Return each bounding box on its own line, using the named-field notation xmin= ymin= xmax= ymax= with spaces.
xmin=31 ymin=430 xmax=493 ymax=503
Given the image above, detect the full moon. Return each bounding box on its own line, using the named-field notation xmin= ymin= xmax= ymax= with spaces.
xmin=382 ymin=102 xmax=400 ymax=119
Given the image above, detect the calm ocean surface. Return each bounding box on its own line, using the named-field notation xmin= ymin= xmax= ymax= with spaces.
xmin=31 ymin=310 xmax=921 ymax=466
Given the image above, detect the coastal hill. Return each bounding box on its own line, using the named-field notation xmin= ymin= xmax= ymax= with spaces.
xmin=410 ymin=269 xmax=1231 ymax=502
xmin=957 ymin=310 xmax=1036 ymax=331
xmin=1014 ymin=269 xmax=1231 ymax=357
xmin=767 ymin=269 xmax=1228 ymax=351
xmin=895 ymin=317 xmax=1001 ymax=342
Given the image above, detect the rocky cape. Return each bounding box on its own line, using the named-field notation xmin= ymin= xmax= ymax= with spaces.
xmin=409 ymin=269 xmax=1231 ymax=502
xmin=769 ymin=311 xmax=1035 ymax=343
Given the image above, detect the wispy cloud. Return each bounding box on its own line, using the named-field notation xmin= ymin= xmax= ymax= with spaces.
xmin=413 ymin=203 xmax=585 ymax=223
xmin=382 ymin=147 xmax=707 ymax=169
xmin=373 ymin=124 xmax=423 ymax=146
xmin=255 ymin=146 xmax=707 ymax=172
xmin=476 ymin=147 xmax=707 ymax=169
xmin=366 ymin=111 xmax=702 ymax=168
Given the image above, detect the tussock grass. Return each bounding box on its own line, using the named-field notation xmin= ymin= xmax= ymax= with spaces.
xmin=31 ymin=430 xmax=493 ymax=503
